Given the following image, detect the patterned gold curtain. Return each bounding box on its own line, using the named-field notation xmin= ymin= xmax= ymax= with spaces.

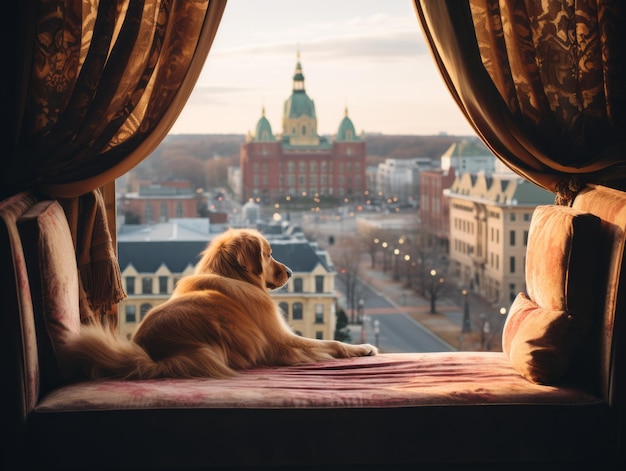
xmin=414 ymin=0 xmax=626 ymax=204
xmin=6 ymin=0 xmax=226 ymax=321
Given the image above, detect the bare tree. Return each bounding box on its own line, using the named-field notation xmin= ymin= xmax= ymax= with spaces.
xmin=426 ymin=268 xmax=448 ymax=314
xmin=334 ymin=236 xmax=367 ymax=323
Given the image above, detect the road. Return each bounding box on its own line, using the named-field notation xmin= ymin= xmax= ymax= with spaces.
xmin=335 ymin=275 xmax=454 ymax=352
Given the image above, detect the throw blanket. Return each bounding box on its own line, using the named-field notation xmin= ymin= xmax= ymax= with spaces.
xmin=60 ymin=189 xmax=126 ymax=323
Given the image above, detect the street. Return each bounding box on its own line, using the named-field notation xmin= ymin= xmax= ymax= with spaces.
xmin=335 ymin=275 xmax=454 ymax=352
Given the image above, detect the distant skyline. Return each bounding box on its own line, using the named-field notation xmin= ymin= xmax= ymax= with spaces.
xmin=169 ymin=0 xmax=476 ymax=137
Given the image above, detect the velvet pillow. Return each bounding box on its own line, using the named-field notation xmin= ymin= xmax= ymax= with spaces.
xmin=503 ymin=205 xmax=601 ymax=384
xmin=17 ymin=200 xmax=81 ymax=392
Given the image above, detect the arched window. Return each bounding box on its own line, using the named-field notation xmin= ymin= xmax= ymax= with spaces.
xmin=292 ymin=302 xmax=303 ymax=320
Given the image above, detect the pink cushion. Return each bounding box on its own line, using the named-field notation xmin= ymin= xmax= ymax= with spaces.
xmin=503 ymin=205 xmax=601 ymax=384
xmin=18 ymin=200 xmax=81 ymax=391
xmin=525 ymin=205 xmax=600 ymax=317
xmin=503 ymin=293 xmax=591 ymax=384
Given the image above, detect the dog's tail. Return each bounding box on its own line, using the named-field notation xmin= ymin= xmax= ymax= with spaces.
xmin=59 ymin=323 xmax=161 ymax=380
xmin=60 ymin=323 xmax=236 ymax=380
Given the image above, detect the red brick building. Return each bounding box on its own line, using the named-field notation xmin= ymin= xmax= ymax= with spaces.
xmin=118 ymin=180 xmax=200 ymax=224
xmin=240 ymin=56 xmax=366 ymax=204
xmin=419 ymin=167 xmax=456 ymax=248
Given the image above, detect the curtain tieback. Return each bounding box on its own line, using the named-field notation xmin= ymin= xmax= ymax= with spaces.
xmin=555 ymin=177 xmax=585 ymax=206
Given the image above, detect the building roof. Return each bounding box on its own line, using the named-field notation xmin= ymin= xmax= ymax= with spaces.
xmin=336 ymin=107 xmax=359 ymax=142
xmin=253 ymin=107 xmax=275 ymax=142
xmin=284 ymin=59 xmax=316 ymax=119
xmin=118 ymin=240 xmax=209 ymax=273
xmin=442 ymin=138 xmax=492 ymax=157
xmin=118 ymin=219 xmax=213 ymax=241
xmin=447 ymin=173 xmax=554 ymax=206
xmin=266 ymin=238 xmax=332 ymax=273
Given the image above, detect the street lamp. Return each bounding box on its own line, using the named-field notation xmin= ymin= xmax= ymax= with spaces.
xmin=461 ymin=289 xmax=471 ymax=333
xmin=382 ymin=241 xmax=389 ymax=272
xmin=484 ymin=320 xmax=492 ymax=351
xmin=358 ymin=299 xmax=364 ymax=324
xmin=374 ymin=319 xmax=380 ymax=348
xmin=393 ymin=247 xmax=400 ymax=280
xmin=429 ymin=269 xmax=444 ymax=314
xmin=479 ymin=313 xmax=487 ymax=349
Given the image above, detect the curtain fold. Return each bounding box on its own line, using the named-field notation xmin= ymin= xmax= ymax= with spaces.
xmin=7 ymin=0 xmax=227 ymax=322
xmin=414 ymin=0 xmax=626 ymax=202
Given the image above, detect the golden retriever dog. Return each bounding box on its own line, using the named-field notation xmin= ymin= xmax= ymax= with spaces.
xmin=62 ymin=228 xmax=377 ymax=379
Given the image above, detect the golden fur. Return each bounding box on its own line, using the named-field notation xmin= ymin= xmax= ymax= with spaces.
xmin=61 ymin=228 xmax=377 ymax=379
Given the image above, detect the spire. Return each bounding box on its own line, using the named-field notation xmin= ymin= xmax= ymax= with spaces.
xmin=293 ymin=50 xmax=305 ymax=93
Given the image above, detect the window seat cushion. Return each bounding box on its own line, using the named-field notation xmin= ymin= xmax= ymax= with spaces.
xmin=35 ymin=352 xmax=600 ymax=411
xmin=27 ymin=352 xmax=611 ymax=469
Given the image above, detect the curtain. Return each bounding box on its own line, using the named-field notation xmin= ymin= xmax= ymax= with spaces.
xmin=6 ymin=0 xmax=227 ymax=321
xmin=414 ymin=0 xmax=626 ymax=204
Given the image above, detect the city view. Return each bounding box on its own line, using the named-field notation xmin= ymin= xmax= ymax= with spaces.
xmin=115 ymin=62 xmax=552 ymax=354
xmin=114 ymin=0 xmax=553 ymax=353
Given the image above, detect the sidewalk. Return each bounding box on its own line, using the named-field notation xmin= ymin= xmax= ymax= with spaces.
xmin=334 ymin=252 xmax=506 ymax=352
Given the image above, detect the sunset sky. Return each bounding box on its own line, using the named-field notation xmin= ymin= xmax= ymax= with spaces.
xmin=168 ymin=0 xmax=476 ymax=137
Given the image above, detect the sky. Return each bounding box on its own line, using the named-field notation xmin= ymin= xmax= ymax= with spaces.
xmin=168 ymin=0 xmax=476 ymax=137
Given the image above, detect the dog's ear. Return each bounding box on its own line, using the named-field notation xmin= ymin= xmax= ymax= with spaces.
xmin=236 ymin=232 xmax=264 ymax=276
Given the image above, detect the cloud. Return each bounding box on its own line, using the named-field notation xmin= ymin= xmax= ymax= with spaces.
xmin=210 ymin=12 xmax=427 ymax=64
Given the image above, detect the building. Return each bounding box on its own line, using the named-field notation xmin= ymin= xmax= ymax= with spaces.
xmin=440 ymin=138 xmax=496 ymax=174
xmin=118 ymin=180 xmax=200 ymax=224
xmin=375 ymin=157 xmax=432 ymax=203
xmin=445 ymin=173 xmax=554 ymax=307
xmin=117 ymin=221 xmax=338 ymax=341
xmin=239 ymin=54 xmax=366 ymax=204
xmin=270 ymin=237 xmax=337 ymax=341
xmin=419 ymin=167 xmax=456 ymax=248
xmin=420 ymin=137 xmax=504 ymax=250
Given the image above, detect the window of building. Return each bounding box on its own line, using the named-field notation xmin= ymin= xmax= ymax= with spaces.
xmin=509 ymin=283 xmax=516 ymax=302
xmin=175 ymin=201 xmax=183 ymax=217
xmin=125 ymin=305 xmax=136 ymax=323
xmin=294 ymin=277 xmax=303 ymax=293
xmin=160 ymin=201 xmax=167 ymax=221
xmin=523 ymin=230 xmax=529 ymax=246
xmin=159 ymin=276 xmax=168 ymax=294
xmin=510 ymin=256 xmax=516 ymax=273
xmin=140 ymin=303 xmax=152 ymax=321
xmin=142 ymin=277 xmax=153 ymax=294
xmin=315 ymin=331 xmax=324 ymax=340
xmin=510 ymin=213 xmax=516 ymax=221
xmin=126 ymin=276 xmax=135 ymax=295
xmin=509 ymin=230 xmax=516 ymax=246
xmin=315 ymin=275 xmax=324 ymax=293
xmin=292 ymin=302 xmax=303 ymax=320
xmin=144 ymin=202 xmax=153 ymax=224
xmin=315 ymin=304 xmax=324 ymax=324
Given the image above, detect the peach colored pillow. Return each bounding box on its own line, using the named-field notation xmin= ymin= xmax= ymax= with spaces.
xmin=503 ymin=205 xmax=601 ymax=384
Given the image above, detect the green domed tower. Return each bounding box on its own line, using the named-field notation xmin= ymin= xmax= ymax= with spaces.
xmin=251 ymin=107 xmax=274 ymax=142
xmin=336 ymin=107 xmax=360 ymax=142
xmin=282 ymin=53 xmax=320 ymax=146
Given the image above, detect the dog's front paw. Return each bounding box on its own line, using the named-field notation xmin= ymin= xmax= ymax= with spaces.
xmin=356 ymin=343 xmax=378 ymax=356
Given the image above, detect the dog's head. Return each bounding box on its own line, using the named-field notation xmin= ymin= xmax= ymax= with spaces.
xmin=195 ymin=229 xmax=292 ymax=290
